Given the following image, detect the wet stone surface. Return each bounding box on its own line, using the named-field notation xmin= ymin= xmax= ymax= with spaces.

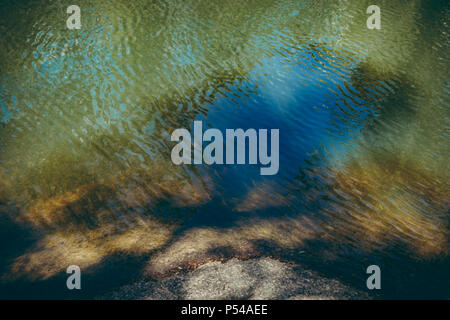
xmin=100 ymin=257 xmax=370 ymax=300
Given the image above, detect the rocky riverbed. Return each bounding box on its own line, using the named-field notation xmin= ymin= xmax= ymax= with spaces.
xmin=100 ymin=257 xmax=370 ymax=300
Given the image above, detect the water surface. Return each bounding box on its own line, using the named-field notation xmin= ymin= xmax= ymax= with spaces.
xmin=0 ymin=0 xmax=449 ymax=299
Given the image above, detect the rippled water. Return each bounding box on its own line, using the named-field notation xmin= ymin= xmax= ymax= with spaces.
xmin=0 ymin=0 xmax=449 ymax=299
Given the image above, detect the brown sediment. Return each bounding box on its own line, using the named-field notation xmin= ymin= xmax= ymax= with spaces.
xmin=145 ymin=153 xmax=449 ymax=277
xmin=17 ymin=184 xmax=95 ymax=228
xmin=7 ymin=220 xmax=173 ymax=281
xmin=146 ymin=216 xmax=318 ymax=277
xmin=115 ymin=161 xmax=214 ymax=208
xmin=156 ymin=178 xmax=212 ymax=207
xmin=13 ymin=159 xmax=213 ymax=228
xmin=5 ymin=150 xmax=448 ymax=281
xmin=4 ymin=160 xmax=214 ymax=281
xmin=233 ymin=181 xmax=291 ymax=212
xmin=322 ymin=155 xmax=449 ymax=257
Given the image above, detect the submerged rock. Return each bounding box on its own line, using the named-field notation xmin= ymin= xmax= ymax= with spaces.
xmin=100 ymin=257 xmax=370 ymax=300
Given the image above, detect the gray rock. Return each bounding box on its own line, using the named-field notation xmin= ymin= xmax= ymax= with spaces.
xmin=100 ymin=257 xmax=369 ymax=300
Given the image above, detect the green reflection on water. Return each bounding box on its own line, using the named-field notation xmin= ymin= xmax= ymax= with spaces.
xmin=0 ymin=0 xmax=448 ymax=298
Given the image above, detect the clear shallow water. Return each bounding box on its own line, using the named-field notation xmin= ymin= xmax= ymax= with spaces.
xmin=0 ymin=0 xmax=449 ymax=298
